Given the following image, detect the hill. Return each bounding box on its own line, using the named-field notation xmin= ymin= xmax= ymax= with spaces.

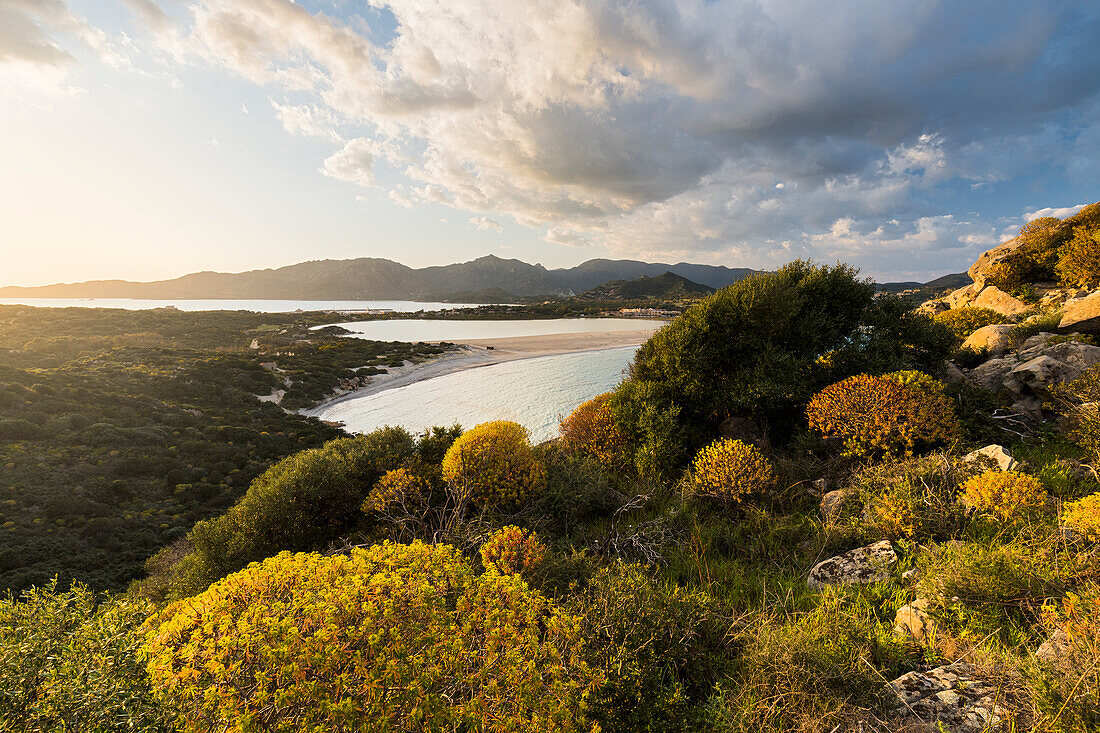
xmin=577 ymin=271 xmax=714 ymax=300
xmin=0 ymin=255 xmax=758 ymax=300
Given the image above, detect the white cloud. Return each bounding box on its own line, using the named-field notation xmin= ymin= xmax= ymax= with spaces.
xmin=320 ymin=137 xmax=376 ymax=187
xmin=1025 ymin=204 xmax=1089 ymax=221
xmin=469 ymin=216 xmax=502 ymax=231
xmin=153 ymin=0 xmax=1100 ymax=274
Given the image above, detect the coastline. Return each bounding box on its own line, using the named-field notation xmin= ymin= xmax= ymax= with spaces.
xmin=301 ymin=329 xmax=658 ymax=417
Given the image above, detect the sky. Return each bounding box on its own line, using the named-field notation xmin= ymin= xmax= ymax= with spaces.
xmin=1 ymin=0 xmax=1098 ymax=286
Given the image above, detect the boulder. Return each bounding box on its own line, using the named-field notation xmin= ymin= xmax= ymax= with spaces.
xmin=967 ymin=356 xmax=1017 ymax=392
xmin=963 ymin=445 xmax=1020 ymax=472
xmin=944 ymin=361 xmax=967 ymax=383
xmin=917 ymin=299 xmax=950 ymax=316
xmin=820 ymin=489 xmax=853 ymax=522
xmin=1059 ymin=290 xmax=1100 ymax=334
xmin=961 ymin=324 xmax=1016 ymax=355
xmin=945 ymin=282 xmax=984 ymax=309
xmin=1017 ymin=332 xmax=1056 ymax=360
xmin=1036 ymin=628 xmax=1072 ymax=664
xmin=807 ymin=540 xmax=896 ymax=590
xmin=888 ymin=662 xmax=1009 ymax=733
xmin=968 ymin=234 xmax=1024 ymax=288
xmin=1003 ymin=342 xmax=1100 ymax=397
xmin=971 ymin=286 xmax=1030 ymax=318
xmin=894 ymin=598 xmax=934 ymax=642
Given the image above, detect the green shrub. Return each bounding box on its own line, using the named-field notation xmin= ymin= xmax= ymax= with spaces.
xmin=0 ymin=581 xmax=168 ymax=732
xmin=851 ymin=454 xmax=970 ymax=540
xmin=1056 ymin=224 xmax=1100 ymax=289
xmin=806 ymin=374 xmax=960 ymax=457
xmin=990 ymin=217 xmax=1066 ymax=292
xmin=146 ymin=427 xmax=417 ymax=599
xmin=559 ymin=392 xmax=631 ymax=471
xmin=610 ymin=261 xmax=953 ymax=475
xmin=145 ymin=542 xmax=599 ymax=733
xmin=570 ymin=562 xmax=731 ymax=733
xmin=932 ymin=307 xmax=1007 ymax=338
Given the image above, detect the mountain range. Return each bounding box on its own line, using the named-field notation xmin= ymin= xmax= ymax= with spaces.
xmin=0 ymin=255 xmax=759 ymax=300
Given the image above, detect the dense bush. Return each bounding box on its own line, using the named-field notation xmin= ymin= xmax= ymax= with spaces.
xmin=806 ymin=373 xmax=960 ymax=456
xmin=145 ymin=542 xmax=599 ymax=733
xmin=1056 ymin=224 xmax=1100 ymax=289
xmin=932 ymin=306 xmax=1006 ymax=338
xmin=0 ymin=582 xmax=168 ymax=733
xmin=146 ymin=427 xmax=417 ymax=600
xmin=990 ymin=217 xmax=1065 ymax=292
xmin=559 ymin=392 xmax=630 ymax=470
xmin=959 ymin=470 xmax=1046 ymax=521
xmin=441 ymin=421 xmax=546 ymax=508
xmin=362 ymin=467 xmax=428 ymax=514
xmin=480 ymin=525 xmax=547 ymax=575
xmin=569 ymin=563 xmax=731 ymax=733
xmin=852 ymin=453 xmax=971 ymax=540
xmin=687 ymin=438 xmax=775 ymax=506
xmin=609 ymin=261 xmax=953 ymax=475
xmin=1062 ymin=492 xmax=1100 ymax=541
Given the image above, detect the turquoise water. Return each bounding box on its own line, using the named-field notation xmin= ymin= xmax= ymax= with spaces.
xmin=334 ymin=318 xmax=666 ymax=341
xmin=0 ymin=298 xmax=478 ymax=312
xmin=314 ymin=347 xmax=638 ymax=442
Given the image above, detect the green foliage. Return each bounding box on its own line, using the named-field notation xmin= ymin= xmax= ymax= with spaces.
xmin=851 ymin=453 xmax=971 ymax=540
xmin=144 ymin=542 xmax=599 ymax=733
xmin=145 ymin=428 xmax=416 ymax=600
xmin=932 ymin=306 xmax=1006 ymax=338
xmin=610 ymin=261 xmax=952 ymax=475
xmin=991 ymin=217 xmax=1066 ymax=292
xmin=1056 ymin=224 xmax=1100 ymax=289
xmin=0 ymin=581 xmax=169 ymax=732
xmin=570 ymin=562 xmax=731 ymax=733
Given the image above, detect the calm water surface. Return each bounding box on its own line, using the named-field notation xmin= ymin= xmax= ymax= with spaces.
xmin=314 ymin=347 xmax=638 ymax=442
xmin=0 ymin=298 xmax=478 ymax=312
xmin=334 ymin=318 xmax=666 ymax=341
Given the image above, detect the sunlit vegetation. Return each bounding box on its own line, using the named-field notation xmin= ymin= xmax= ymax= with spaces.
xmin=5 ymin=252 xmax=1100 ymax=731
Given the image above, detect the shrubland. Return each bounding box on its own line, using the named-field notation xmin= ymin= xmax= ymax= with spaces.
xmin=5 ymin=251 xmax=1100 ymax=732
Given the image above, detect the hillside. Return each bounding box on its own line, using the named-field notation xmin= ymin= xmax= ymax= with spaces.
xmin=577 ymin=271 xmax=714 ymax=300
xmin=0 ymin=255 xmax=758 ymax=300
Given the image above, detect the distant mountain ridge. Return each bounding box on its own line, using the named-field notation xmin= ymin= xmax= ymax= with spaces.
xmin=0 ymin=255 xmax=759 ymax=300
xmin=578 ymin=271 xmax=714 ymax=301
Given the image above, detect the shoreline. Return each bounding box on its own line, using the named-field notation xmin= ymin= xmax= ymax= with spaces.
xmin=301 ymin=329 xmax=657 ymax=417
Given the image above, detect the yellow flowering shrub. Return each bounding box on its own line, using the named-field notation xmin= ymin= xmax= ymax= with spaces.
xmin=559 ymin=392 xmax=630 ymax=470
xmin=1062 ymin=492 xmax=1100 ymax=541
xmin=932 ymin=307 xmax=1007 ymax=338
xmin=361 ymin=467 xmax=427 ymax=514
xmin=959 ymin=470 xmax=1046 ymax=521
xmin=687 ymin=438 xmax=775 ymax=505
xmin=480 ymin=526 xmax=548 ymax=575
xmin=441 ymin=420 xmax=546 ymax=508
xmin=144 ymin=542 xmax=599 ymax=733
xmin=806 ymin=374 xmax=960 ymax=456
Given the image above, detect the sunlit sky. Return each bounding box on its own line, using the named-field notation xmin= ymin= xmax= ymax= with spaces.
xmin=2 ymin=0 xmax=1098 ymax=286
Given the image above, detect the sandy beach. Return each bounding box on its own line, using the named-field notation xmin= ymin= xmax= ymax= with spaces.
xmin=302 ymin=327 xmax=659 ymax=416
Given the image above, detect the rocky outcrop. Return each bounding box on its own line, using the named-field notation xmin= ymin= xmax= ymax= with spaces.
xmin=888 ymin=663 xmax=1009 ymax=732
xmin=964 ymin=337 xmax=1100 ymax=416
xmin=807 ymin=540 xmax=896 ymax=589
xmin=894 ymin=598 xmax=934 ymax=642
xmin=962 ymin=324 xmax=1015 ymax=355
xmin=1059 ymin=291 xmax=1100 ymax=334
xmin=820 ymin=489 xmax=854 ymax=522
xmin=1035 ymin=629 xmax=1072 ymax=664
xmin=968 ymin=235 xmax=1024 ymax=288
xmin=946 ymin=282 xmax=984 ymax=309
xmin=963 ymin=445 xmax=1020 ymax=472
xmin=971 ymin=286 xmax=1030 ymax=317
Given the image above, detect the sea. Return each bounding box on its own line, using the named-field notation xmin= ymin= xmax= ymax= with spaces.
xmin=312 ymin=346 xmax=640 ymax=442
xmin=0 ymin=298 xmax=478 ymax=312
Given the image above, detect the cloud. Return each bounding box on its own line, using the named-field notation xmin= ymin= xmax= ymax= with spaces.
xmin=469 ymin=216 xmax=502 ymax=232
xmin=166 ymin=0 xmax=1100 ymax=275
xmin=320 ymin=137 xmax=376 ymax=187
xmin=1025 ymin=204 xmax=1089 ymax=221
